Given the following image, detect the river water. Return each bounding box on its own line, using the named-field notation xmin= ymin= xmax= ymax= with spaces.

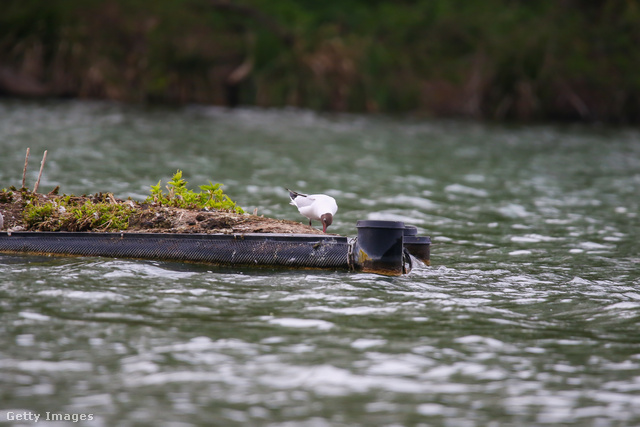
xmin=0 ymin=100 xmax=639 ymax=426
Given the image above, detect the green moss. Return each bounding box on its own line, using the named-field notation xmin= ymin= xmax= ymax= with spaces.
xmin=22 ymin=195 xmax=136 ymax=232
xmin=69 ymin=201 xmax=134 ymax=231
xmin=23 ymin=203 xmax=54 ymax=227
xmin=0 ymin=190 xmax=13 ymax=203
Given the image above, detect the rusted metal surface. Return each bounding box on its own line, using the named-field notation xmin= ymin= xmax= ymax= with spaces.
xmin=404 ymin=236 xmax=432 ymax=266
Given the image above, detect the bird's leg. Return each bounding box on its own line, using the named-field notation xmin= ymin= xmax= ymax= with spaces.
xmin=309 ymin=220 xmax=313 ymax=226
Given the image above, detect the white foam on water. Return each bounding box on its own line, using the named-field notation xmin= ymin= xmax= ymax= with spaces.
xmin=417 ymin=403 xmax=457 ymax=416
xmin=350 ymin=339 xmax=387 ymax=349
xmin=15 ymin=334 xmax=35 ymax=346
xmin=366 ymin=211 xmax=427 ymax=224
xmin=498 ymin=203 xmax=531 ymax=218
xmin=605 ymin=302 xmax=640 ymax=310
xmin=385 ymin=194 xmax=439 ymax=210
xmin=18 ymin=311 xmax=51 ymax=321
xmin=445 ymin=183 xmax=489 ymax=197
xmin=509 ymin=250 xmax=533 ymax=256
xmin=580 ymin=241 xmax=613 ymax=250
xmin=454 ymin=335 xmax=506 ymax=348
xmin=266 ymin=317 xmax=335 ymax=330
xmin=36 ymin=289 xmax=126 ymax=301
xmin=308 ymin=306 xmax=398 ymax=315
xmin=511 ymin=234 xmax=561 ymax=243
xmin=0 ymin=359 xmax=93 ymax=372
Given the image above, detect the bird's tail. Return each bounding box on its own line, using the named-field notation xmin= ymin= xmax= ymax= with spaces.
xmin=286 ymin=188 xmax=307 ymax=201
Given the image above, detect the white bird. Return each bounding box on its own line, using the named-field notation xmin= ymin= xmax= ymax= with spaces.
xmin=287 ymin=189 xmax=338 ymax=233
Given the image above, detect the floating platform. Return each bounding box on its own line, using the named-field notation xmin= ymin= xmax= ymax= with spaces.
xmin=0 ymin=221 xmax=430 ymax=276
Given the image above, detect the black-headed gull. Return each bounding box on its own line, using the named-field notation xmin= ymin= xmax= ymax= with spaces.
xmin=287 ymin=189 xmax=338 ymax=233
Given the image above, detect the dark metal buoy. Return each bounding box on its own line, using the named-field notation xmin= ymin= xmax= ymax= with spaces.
xmin=403 ymin=225 xmax=418 ymax=237
xmin=404 ymin=235 xmax=431 ymax=266
xmin=401 ymin=224 xmax=430 ymax=265
xmin=353 ymin=220 xmax=407 ymax=276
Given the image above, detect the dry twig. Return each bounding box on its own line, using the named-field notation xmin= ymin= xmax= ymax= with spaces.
xmin=33 ymin=150 xmax=48 ymax=194
xmin=22 ymin=148 xmax=30 ymax=189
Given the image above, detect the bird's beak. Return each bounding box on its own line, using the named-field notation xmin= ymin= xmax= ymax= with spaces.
xmin=322 ymin=223 xmax=327 ymax=233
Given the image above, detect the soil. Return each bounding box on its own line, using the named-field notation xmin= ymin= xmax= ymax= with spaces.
xmin=0 ymin=191 xmax=327 ymax=235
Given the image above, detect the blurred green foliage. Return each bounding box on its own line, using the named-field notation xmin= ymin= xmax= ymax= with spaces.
xmin=1 ymin=0 xmax=639 ymax=122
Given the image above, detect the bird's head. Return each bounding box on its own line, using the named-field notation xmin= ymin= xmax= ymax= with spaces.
xmin=321 ymin=213 xmax=333 ymax=233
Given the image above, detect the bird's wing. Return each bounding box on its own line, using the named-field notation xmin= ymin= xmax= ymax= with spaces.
xmin=313 ymin=195 xmax=337 ymax=215
xmin=292 ymin=194 xmax=316 ymax=208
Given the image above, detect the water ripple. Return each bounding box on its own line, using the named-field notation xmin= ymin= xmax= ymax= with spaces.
xmin=2 ymin=102 xmax=640 ymax=425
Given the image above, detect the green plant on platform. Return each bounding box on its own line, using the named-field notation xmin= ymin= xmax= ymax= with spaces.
xmin=70 ymin=201 xmax=134 ymax=231
xmin=0 ymin=189 xmax=13 ymax=203
xmin=23 ymin=203 xmax=54 ymax=226
xmin=145 ymin=170 xmax=244 ymax=213
xmin=22 ymin=194 xmax=136 ymax=231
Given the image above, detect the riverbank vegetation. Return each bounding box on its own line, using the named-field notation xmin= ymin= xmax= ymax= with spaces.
xmin=1 ymin=0 xmax=638 ymax=123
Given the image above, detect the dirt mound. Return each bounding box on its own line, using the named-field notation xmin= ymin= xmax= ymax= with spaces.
xmin=0 ymin=191 xmax=325 ymax=235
